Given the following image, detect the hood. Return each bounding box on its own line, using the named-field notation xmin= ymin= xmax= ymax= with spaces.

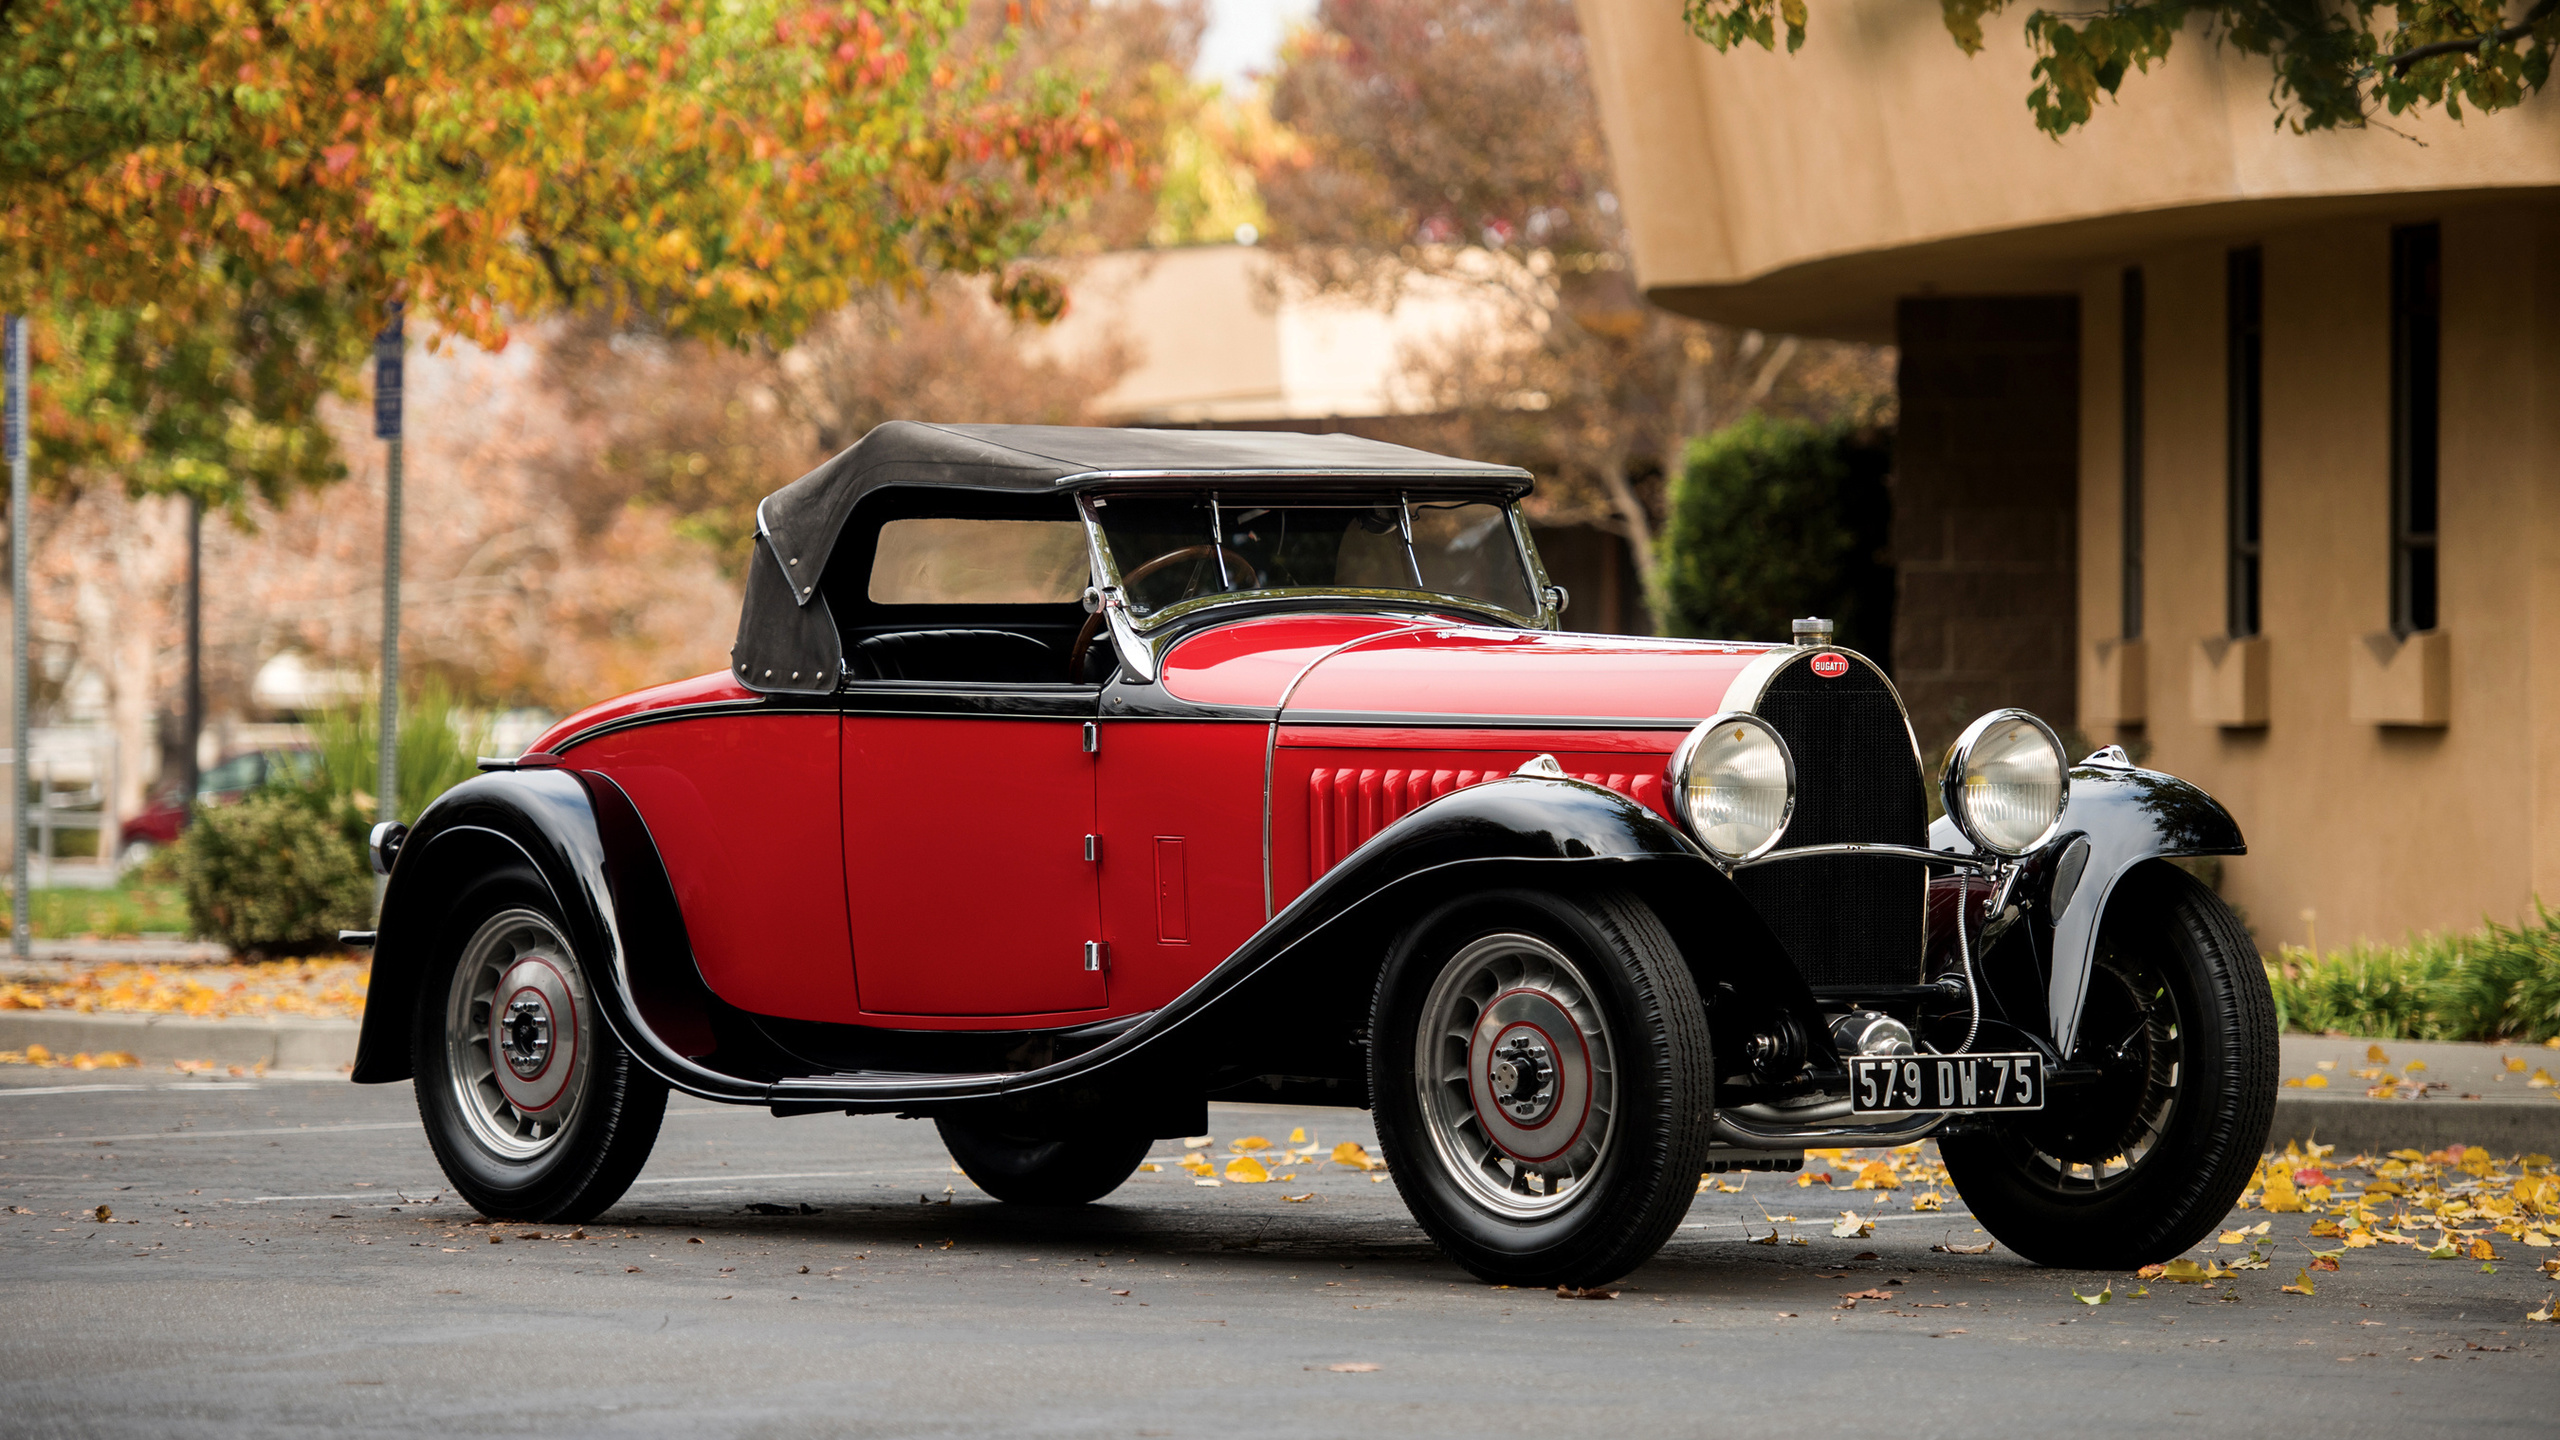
xmin=1279 ymin=625 xmax=1781 ymax=727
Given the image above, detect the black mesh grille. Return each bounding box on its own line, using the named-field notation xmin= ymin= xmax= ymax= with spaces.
xmin=1734 ymin=654 xmax=1927 ymax=988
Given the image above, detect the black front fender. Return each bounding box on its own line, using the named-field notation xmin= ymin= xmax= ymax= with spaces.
xmin=891 ymin=773 xmax=1819 ymax=1118
xmin=1930 ymin=762 xmax=2246 ymax=1057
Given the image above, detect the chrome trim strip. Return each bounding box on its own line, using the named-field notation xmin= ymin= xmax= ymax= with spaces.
xmin=1733 ymin=842 xmax=1993 ymax=874
xmin=1261 ymin=621 xmax=1439 ymax=920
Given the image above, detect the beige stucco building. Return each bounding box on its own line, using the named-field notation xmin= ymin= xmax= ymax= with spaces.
xmin=1578 ymin=0 xmax=2560 ymax=951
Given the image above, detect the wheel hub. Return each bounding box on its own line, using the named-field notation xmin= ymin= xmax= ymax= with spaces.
xmin=1466 ymin=987 xmax=1595 ymax=1166
xmin=1487 ymin=1032 xmax=1557 ymax=1123
xmin=501 ymin=994 xmax=554 ymax=1079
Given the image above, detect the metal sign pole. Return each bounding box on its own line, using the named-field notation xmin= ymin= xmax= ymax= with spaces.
xmin=5 ymin=316 xmax=26 ymax=962
xmin=374 ymin=310 xmax=402 ymax=849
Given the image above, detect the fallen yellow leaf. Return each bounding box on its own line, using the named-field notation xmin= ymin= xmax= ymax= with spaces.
xmin=1853 ymin=1160 xmax=1900 ymax=1191
xmin=1288 ymin=1127 xmax=1307 ymax=1144
xmin=2527 ymin=1295 xmax=2556 ymax=1323
xmin=1911 ymin=1192 xmax=1945 ymax=1212
xmin=2510 ymin=1056 xmax=2532 ymax=1073
xmin=1231 ymin=1136 xmax=1273 ymax=1152
xmin=24 ymin=1044 xmax=50 ymax=1064
xmin=1831 ymin=1211 xmax=1874 ymax=1239
xmin=1225 ymin=1156 xmax=1271 ymax=1183
xmin=93 ymin=1205 xmax=111 ymax=1222
xmin=2530 ymin=1069 xmax=2556 ymax=1089
xmin=1137 ymin=1163 xmax=1161 ymax=1173
xmin=1181 ymin=1134 xmax=1214 ymax=1148
xmin=2281 ymin=1269 xmax=2316 ymax=1296
xmin=2367 ymin=1044 xmax=2390 ymax=1064
xmin=2072 ymin=1285 xmax=2111 ymax=1305
xmin=2292 ymin=1074 xmax=2329 ymax=1089
xmin=1282 ymin=1192 xmax=1316 ymax=1202
xmin=2470 ymin=1236 xmax=2497 ymax=1261
xmin=1331 ymin=1141 xmax=1377 ymax=1171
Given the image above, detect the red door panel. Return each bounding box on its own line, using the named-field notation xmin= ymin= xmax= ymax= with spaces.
xmin=1268 ymin=740 xmax=1679 ymax=910
xmin=843 ymin=717 xmax=1103 ymax=1018
xmin=573 ymin=714 xmax=861 ymax=1023
xmin=1095 ymin=721 xmax=1266 ymax=1013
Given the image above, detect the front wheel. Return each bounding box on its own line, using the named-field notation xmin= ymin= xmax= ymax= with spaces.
xmin=1370 ymin=888 xmax=1713 ymax=1288
xmin=937 ymin=1116 xmax=1153 ymax=1205
xmin=1941 ymin=862 xmax=2276 ymax=1268
xmin=412 ymin=871 xmax=668 ymax=1222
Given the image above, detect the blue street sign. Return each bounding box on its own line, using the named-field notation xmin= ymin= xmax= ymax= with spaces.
xmin=373 ymin=308 xmax=404 ymax=441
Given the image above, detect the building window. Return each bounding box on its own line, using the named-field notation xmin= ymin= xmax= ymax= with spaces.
xmin=2390 ymin=223 xmax=2440 ymax=637
xmin=2225 ymin=247 xmax=2263 ymax=639
xmin=2121 ymin=266 xmax=2145 ymax=640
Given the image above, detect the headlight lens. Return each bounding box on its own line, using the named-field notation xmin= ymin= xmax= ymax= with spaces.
xmin=1668 ymin=712 xmax=1796 ymax=862
xmin=1943 ymin=709 xmax=2069 ymax=856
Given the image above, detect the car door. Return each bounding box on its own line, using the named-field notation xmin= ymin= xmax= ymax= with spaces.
xmin=840 ymin=708 xmax=1105 ymax=1018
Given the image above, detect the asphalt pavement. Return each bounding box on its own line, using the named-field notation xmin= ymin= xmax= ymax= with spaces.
xmin=2 ymin=1069 xmax=2551 ymax=1438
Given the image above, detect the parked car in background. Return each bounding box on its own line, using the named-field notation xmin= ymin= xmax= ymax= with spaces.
xmin=353 ymin=423 xmax=2273 ymax=1288
xmin=122 ymin=748 xmax=313 ymax=849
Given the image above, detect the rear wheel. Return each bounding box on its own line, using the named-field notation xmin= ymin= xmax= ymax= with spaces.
xmin=1370 ymin=888 xmax=1713 ymax=1288
xmin=938 ymin=1117 xmax=1153 ymax=1205
xmin=412 ymin=872 xmax=667 ymax=1222
xmin=1941 ymin=862 xmax=2275 ymax=1268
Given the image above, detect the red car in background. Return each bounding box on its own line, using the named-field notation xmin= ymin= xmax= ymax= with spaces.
xmin=351 ymin=423 xmax=2271 ymax=1288
xmin=121 ymin=748 xmax=310 ymax=849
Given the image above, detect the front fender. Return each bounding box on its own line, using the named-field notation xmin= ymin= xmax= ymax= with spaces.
xmin=939 ymin=773 xmax=1819 ymax=1117
xmin=1930 ymin=763 xmax=2245 ymax=1057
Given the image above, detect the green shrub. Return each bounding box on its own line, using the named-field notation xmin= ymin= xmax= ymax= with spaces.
xmin=1656 ymin=414 xmax=1894 ymax=659
xmin=178 ymin=790 xmax=375 ymax=956
xmin=305 ymin=676 xmax=485 ymax=826
xmin=2265 ymin=903 xmax=2560 ymax=1042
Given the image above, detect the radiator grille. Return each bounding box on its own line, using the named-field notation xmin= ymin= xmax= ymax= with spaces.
xmin=1735 ymin=654 xmax=1928 ymax=987
xmin=1307 ymin=765 xmax=1664 ymax=875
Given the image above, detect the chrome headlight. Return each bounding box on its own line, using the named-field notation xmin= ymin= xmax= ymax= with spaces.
xmin=1667 ymin=712 xmax=1796 ymax=863
xmin=1941 ymin=709 xmax=2069 ymax=856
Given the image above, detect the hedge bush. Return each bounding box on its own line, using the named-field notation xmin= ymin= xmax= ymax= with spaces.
xmin=1656 ymin=414 xmax=1894 ymax=659
xmin=2265 ymin=905 xmax=2560 ymax=1042
xmin=177 ymin=790 xmax=375 ymax=957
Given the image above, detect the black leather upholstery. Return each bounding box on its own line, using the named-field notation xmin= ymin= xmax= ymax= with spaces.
xmin=849 ymin=629 xmax=1056 ymax=683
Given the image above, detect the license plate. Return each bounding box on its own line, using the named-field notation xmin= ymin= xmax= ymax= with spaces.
xmin=1849 ymin=1053 xmax=2044 ymax=1114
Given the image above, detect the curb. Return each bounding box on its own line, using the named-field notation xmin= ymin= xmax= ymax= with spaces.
xmin=0 ymin=1011 xmax=357 ymax=1071
xmin=2268 ymin=1094 xmax=2559 ymax=1156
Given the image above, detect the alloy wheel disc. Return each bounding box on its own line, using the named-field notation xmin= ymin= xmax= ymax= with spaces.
xmin=1414 ymin=932 xmax=1617 ymax=1216
xmin=445 ymin=909 xmax=592 ymax=1162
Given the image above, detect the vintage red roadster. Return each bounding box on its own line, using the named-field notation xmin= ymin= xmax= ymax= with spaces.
xmin=353 ymin=423 xmax=2275 ymax=1286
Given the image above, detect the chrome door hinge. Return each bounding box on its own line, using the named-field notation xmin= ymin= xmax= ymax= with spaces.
xmin=1083 ymin=940 xmax=1108 ymax=973
xmin=1084 ymin=834 xmax=1100 ymax=862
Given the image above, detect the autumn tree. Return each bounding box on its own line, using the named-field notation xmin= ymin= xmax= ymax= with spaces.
xmin=1682 ymin=0 xmax=2557 ymax=135
xmin=1260 ymin=0 xmax=1889 ymax=623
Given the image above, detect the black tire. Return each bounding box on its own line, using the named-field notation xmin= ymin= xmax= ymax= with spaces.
xmin=1941 ymin=861 xmax=2276 ymax=1268
xmin=1370 ymin=887 xmax=1713 ymax=1288
xmin=937 ymin=1116 xmax=1153 ymax=1205
xmin=412 ymin=869 xmax=668 ymax=1223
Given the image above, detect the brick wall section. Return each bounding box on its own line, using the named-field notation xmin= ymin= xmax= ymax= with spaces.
xmin=1892 ymin=296 xmax=2082 ymax=757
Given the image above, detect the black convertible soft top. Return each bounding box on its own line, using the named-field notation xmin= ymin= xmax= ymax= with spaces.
xmin=731 ymin=422 xmax=1534 ymax=695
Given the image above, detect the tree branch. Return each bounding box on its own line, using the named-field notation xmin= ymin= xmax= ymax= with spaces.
xmin=2389 ymin=0 xmax=2558 ymax=74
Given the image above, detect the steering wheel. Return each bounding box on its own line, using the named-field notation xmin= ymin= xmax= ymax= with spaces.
xmin=1067 ymin=544 xmax=1258 ymax=681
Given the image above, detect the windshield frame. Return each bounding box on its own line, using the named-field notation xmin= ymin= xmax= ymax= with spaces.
xmin=1075 ymin=488 xmax=1557 ymax=634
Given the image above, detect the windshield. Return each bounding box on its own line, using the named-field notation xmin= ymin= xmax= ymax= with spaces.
xmin=1090 ymin=493 xmax=1538 ymax=622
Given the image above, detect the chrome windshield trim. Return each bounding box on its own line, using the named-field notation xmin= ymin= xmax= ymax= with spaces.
xmin=1075 ymin=491 xmax=1556 ymax=634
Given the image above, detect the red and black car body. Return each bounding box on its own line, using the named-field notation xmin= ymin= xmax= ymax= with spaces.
xmin=357 ymin=424 xmax=2274 ymax=1285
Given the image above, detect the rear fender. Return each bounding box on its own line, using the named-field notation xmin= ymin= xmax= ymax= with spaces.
xmin=353 ymin=768 xmax=764 ymax=1100
xmin=1929 ymin=763 xmax=2246 ymax=1057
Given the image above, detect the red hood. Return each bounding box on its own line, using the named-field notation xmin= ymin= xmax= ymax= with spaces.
xmin=1280 ymin=625 xmax=1776 ymax=726
xmin=533 ymin=670 xmax=751 ymax=755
